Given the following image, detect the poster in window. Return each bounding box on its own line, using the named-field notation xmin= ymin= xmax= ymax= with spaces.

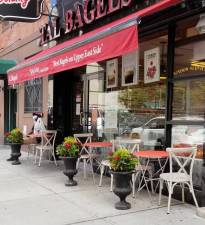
xmin=106 ymin=59 xmax=118 ymax=88
xmin=104 ymin=92 xmax=118 ymax=131
xmin=122 ymin=51 xmax=139 ymax=86
xmin=144 ymin=47 xmax=160 ymax=84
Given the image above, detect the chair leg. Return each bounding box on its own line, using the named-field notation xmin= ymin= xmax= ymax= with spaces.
xmin=38 ymin=149 xmax=43 ymax=167
xmin=189 ymin=182 xmax=199 ymax=208
xmin=83 ymin=158 xmax=87 ymax=179
xmin=34 ymin=148 xmax=38 ymax=164
xmin=27 ymin=145 xmax=30 ymax=159
xmin=99 ymin=164 xmax=105 ymax=187
xmin=149 ymin=169 xmax=154 ymax=194
xmin=90 ymin=158 xmax=95 ymax=184
xmin=52 ymin=150 xmax=58 ymax=166
xmin=48 ymin=150 xmax=51 ymax=161
xmin=76 ymin=158 xmax=80 ymax=169
xmin=132 ymin=173 xmax=136 ymax=198
xmin=167 ymin=182 xmax=172 ymax=214
xmin=158 ymin=179 xmax=164 ymax=205
xmin=110 ymin=174 xmax=113 ymax=192
xmin=182 ymin=183 xmax=185 ymax=203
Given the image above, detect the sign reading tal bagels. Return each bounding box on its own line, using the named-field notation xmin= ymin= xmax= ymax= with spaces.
xmin=0 ymin=0 xmax=44 ymax=22
xmin=39 ymin=0 xmax=134 ymax=46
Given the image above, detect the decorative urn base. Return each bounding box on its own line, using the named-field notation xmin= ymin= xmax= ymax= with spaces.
xmin=7 ymin=144 xmax=22 ymax=165
xmin=63 ymin=157 xmax=78 ymax=186
xmin=111 ymin=171 xmax=133 ymax=210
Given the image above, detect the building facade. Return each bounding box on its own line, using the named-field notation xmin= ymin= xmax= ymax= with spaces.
xmin=0 ymin=0 xmax=53 ymax=142
xmin=4 ymin=0 xmax=205 ymax=205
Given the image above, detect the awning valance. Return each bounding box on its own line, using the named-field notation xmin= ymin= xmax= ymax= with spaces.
xmin=0 ymin=59 xmax=16 ymax=74
xmin=8 ymin=0 xmax=182 ymax=85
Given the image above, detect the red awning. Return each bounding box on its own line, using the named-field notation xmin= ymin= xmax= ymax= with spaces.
xmin=8 ymin=0 xmax=182 ymax=85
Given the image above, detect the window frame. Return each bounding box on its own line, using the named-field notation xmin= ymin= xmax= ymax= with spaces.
xmin=24 ymin=78 xmax=43 ymax=113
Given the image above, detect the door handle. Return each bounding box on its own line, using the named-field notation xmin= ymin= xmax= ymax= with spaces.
xmin=80 ymin=112 xmax=83 ymax=126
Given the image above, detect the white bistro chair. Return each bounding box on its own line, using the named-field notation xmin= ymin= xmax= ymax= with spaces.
xmin=158 ymin=147 xmax=199 ymax=214
xmin=74 ymin=133 xmax=96 ymax=182
xmin=35 ymin=130 xmax=57 ymax=167
xmin=99 ymin=139 xmax=115 ymax=191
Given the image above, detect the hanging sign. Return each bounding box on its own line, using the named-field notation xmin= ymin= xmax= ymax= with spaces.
xmin=0 ymin=0 xmax=44 ymax=22
xmin=144 ymin=47 xmax=160 ymax=84
xmin=106 ymin=58 xmax=118 ymax=89
xmin=122 ymin=50 xmax=139 ymax=86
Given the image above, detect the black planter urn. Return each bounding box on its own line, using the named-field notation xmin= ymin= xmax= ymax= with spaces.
xmin=7 ymin=143 xmax=22 ymax=165
xmin=111 ymin=171 xmax=133 ymax=210
xmin=63 ymin=157 xmax=78 ymax=186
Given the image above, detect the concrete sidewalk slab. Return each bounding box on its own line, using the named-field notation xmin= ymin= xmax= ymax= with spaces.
xmin=197 ymin=207 xmax=205 ymax=218
xmin=0 ymin=146 xmax=204 ymax=225
xmin=76 ymin=205 xmax=204 ymax=225
xmin=0 ymin=194 xmax=96 ymax=225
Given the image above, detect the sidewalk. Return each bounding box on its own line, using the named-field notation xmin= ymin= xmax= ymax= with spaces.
xmin=0 ymin=145 xmax=204 ymax=225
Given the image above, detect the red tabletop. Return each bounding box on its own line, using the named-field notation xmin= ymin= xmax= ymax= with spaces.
xmin=134 ymin=150 xmax=168 ymax=159
xmin=24 ymin=134 xmax=41 ymax=138
xmin=84 ymin=142 xmax=112 ymax=148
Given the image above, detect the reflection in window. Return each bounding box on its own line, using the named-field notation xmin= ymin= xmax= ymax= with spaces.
xmin=24 ymin=78 xmax=43 ymax=113
xmin=173 ymin=79 xmax=205 ymax=119
xmin=172 ymin=125 xmax=204 ymax=158
xmin=174 ymin=15 xmax=205 ymax=78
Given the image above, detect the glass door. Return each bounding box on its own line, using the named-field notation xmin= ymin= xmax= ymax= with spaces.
xmin=83 ymin=72 xmax=105 ymax=140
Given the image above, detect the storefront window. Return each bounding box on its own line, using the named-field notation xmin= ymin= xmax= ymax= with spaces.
xmin=86 ymin=31 xmax=168 ymax=149
xmin=174 ymin=15 xmax=205 ymax=78
xmin=171 ymin=124 xmax=204 ymax=186
xmin=172 ymin=16 xmax=205 ymax=161
xmin=173 ymin=79 xmax=205 ymax=119
xmin=24 ymin=78 xmax=43 ymax=113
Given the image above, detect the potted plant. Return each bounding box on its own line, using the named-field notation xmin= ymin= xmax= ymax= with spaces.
xmin=56 ymin=136 xmax=80 ymax=186
xmin=109 ymin=148 xmax=138 ymax=210
xmin=5 ymin=128 xmax=24 ymax=165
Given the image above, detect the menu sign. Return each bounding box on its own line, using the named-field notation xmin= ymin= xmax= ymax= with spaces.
xmin=0 ymin=0 xmax=44 ymax=22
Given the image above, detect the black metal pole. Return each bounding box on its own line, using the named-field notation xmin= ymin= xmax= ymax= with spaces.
xmin=201 ymin=114 xmax=205 ymax=206
xmin=165 ymin=22 xmax=175 ymax=148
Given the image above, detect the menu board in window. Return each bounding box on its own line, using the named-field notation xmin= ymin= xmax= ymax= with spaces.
xmin=144 ymin=47 xmax=160 ymax=84
xmin=106 ymin=59 xmax=118 ymax=88
xmin=122 ymin=51 xmax=139 ymax=86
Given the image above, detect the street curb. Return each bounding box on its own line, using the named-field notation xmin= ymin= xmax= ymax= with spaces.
xmin=197 ymin=207 xmax=205 ymax=218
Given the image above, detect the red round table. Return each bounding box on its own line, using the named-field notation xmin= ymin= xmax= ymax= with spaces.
xmin=84 ymin=141 xmax=113 ymax=148
xmin=133 ymin=150 xmax=169 ymax=194
xmin=134 ymin=150 xmax=168 ymax=158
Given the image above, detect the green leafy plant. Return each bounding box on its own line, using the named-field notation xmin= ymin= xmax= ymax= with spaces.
xmin=56 ymin=136 xmax=79 ymax=158
xmin=109 ymin=148 xmax=138 ymax=172
xmin=5 ymin=128 xmax=24 ymax=144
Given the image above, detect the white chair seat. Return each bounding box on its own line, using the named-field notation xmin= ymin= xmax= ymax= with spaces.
xmin=101 ymin=160 xmax=111 ymax=167
xmin=36 ymin=146 xmax=53 ymax=151
xmin=80 ymin=153 xmax=98 ymax=159
xmin=160 ymin=172 xmax=190 ymax=183
xmin=135 ymin=164 xmax=152 ymax=171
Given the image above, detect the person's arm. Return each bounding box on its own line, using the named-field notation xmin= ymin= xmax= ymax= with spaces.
xmin=27 ymin=125 xmax=34 ymax=135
